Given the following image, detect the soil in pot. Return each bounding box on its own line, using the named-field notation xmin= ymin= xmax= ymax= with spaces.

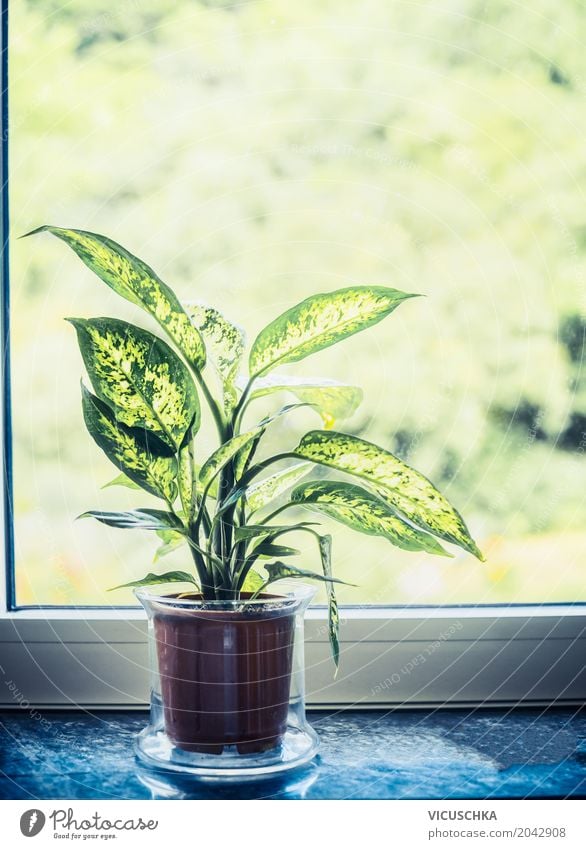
xmin=153 ymin=594 xmax=296 ymax=755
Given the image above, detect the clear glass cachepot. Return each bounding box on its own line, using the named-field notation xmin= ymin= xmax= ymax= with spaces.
xmin=135 ymin=584 xmax=319 ymax=780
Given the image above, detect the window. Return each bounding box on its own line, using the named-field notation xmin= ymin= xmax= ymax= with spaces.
xmin=1 ymin=0 xmax=585 ymax=708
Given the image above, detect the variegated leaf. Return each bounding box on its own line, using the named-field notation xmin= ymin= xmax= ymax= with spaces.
xmin=197 ymin=471 xmax=219 ymax=499
xmin=291 ymin=480 xmax=451 ymax=557
xmin=69 ymin=317 xmax=199 ymax=449
xmin=248 ymin=376 xmax=362 ymax=428
xmin=245 ymin=462 xmax=312 ymax=513
xmin=80 ymin=508 xmax=184 ymax=532
xmin=262 ymin=561 xmax=352 ymax=587
xmin=199 ymin=426 xmax=263 ymax=487
xmin=185 ymin=302 xmax=245 ymax=412
xmin=109 ymin=570 xmax=196 ymax=591
xmin=318 ymin=534 xmax=340 ymax=669
xmin=233 ymin=439 xmax=258 ymax=484
xmin=295 ymin=431 xmax=483 ymax=560
xmin=81 ymin=385 xmax=177 ymax=502
xmin=249 ymin=286 xmax=418 ymax=377
xmin=29 ymin=226 xmax=206 ymax=369
xmin=241 ymin=568 xmax=265 ymax=594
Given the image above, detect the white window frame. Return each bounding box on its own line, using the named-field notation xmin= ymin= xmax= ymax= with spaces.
xmin=0 ymin=6 xmax=584 ymax=711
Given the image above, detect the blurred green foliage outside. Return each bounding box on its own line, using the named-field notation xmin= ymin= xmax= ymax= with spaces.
xmin=8 ymin=0 xmax=586 ymax=605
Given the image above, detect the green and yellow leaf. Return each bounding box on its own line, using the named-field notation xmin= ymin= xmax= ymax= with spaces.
xmin=261 ymin=560 xmax=353 ymax=588
xmin=294 ymin=431 xmax=483 ymax=560
xmin=249 ymin=286 xmax=418 ymax=377
xmin=245 ymin=462 xmax=312 ymax=513
xmin=177 ymin=445 xmax=194 ymax=518
xmin=317 ymin=533 xmax=340 ymax=670
xmin=29 ymin=226 xmax=206 ymax=369
xmin=185 ymin=302 xmax=245 ymax=412
xmin=233 ymin=439 xmax=259 ymax=484
xmin=81 ymin=385 xmax=177 ymax=502
xmin=240 ymin=568 xmax=265 ymax=594
xmin=199 ymin=426 xmax=263 ymax=487
xmin=291 ymin=480 xmax=451 ymax=557
xmin=69 ymin=317 xmax=199 ymax=449
xmin=248 ymin=376 xmax=362 ymax=428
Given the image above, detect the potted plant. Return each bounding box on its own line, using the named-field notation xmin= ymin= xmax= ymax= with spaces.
xmin=27 ymin=225 xmax=483 ymax=777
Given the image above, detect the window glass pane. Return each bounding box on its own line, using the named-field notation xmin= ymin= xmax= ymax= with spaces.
xmin=8 ymin=0 xmax=586 ymax=605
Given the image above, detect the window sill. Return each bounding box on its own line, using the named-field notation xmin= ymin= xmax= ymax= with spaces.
xmin=0 ymin=707 xmax=584 ymax=799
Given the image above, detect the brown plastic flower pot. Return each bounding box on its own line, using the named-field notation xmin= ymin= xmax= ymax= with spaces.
xmin=152 ymin=594 xmax=296 ymax=755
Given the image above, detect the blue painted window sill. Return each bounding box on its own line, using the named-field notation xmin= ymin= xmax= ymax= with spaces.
xmin=0 ymin=708 xmax=584 ymax=800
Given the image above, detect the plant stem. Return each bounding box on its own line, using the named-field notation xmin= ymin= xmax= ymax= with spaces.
xmin=231 ymin=377 xmax=255 ymax=433
xmin=188 ymin=543 xmax=210 ymax=594
xmin=162 ymin=498 xmax=209 ymax=592
xmin=192 ymin=368 xmax=226 ymax=441
xmin=260 ymin=502 xmax=296 ymax=525
xmin=231 ymin=500 xmax=247 ymax=582
xmin=212 ymin=412 xmax=236 ymax=567
xmin=201 ymin=505 xmax=212 ymax=537
xmin=187 ymin=440 xmax=198 ymax=525
xmin=235 ymin=452 xmax=298 ymax=492
xmin=214 ymin=476 xmax=232 ymax=561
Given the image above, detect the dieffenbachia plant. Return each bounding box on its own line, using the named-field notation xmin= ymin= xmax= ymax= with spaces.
xmin=27 ymin=225 xmax=484 ymax=667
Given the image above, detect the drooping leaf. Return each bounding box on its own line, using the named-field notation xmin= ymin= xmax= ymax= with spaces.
xmin=245 ymin=462 xmax=312 ymax=513
xmin=102 ymin=473 xmax=142 ymax=491
xmin=108 ymin=570 xmax=196 ymax=591
xmin=28 ymin=226 xmax=206 ymax=369
xmin=317 ymin=534 xmax=340 ymax=670
xmin=291 ymin=480 xmax=451 ymax=557
xmin=262 ymin=561 xmax=353 ymax=587
xmin=79 ymin=508 xmax=185 ymax=532
xmin=248 ymin=376 xmax=362 ymax=428
xmin=185 ymin=302 xmax=245 ymax=412
xmin=81 ymin=385 xmax=177 ymax=502
xmin=68 ymin=317 xmax=199 ymax=449
xmin=249 ymin=286 xmax=418 ymax=377
xmin=294 ymin=431 xmax=483 ymax=560
xmin=199 ymin=426 xmax=264 ymax=487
